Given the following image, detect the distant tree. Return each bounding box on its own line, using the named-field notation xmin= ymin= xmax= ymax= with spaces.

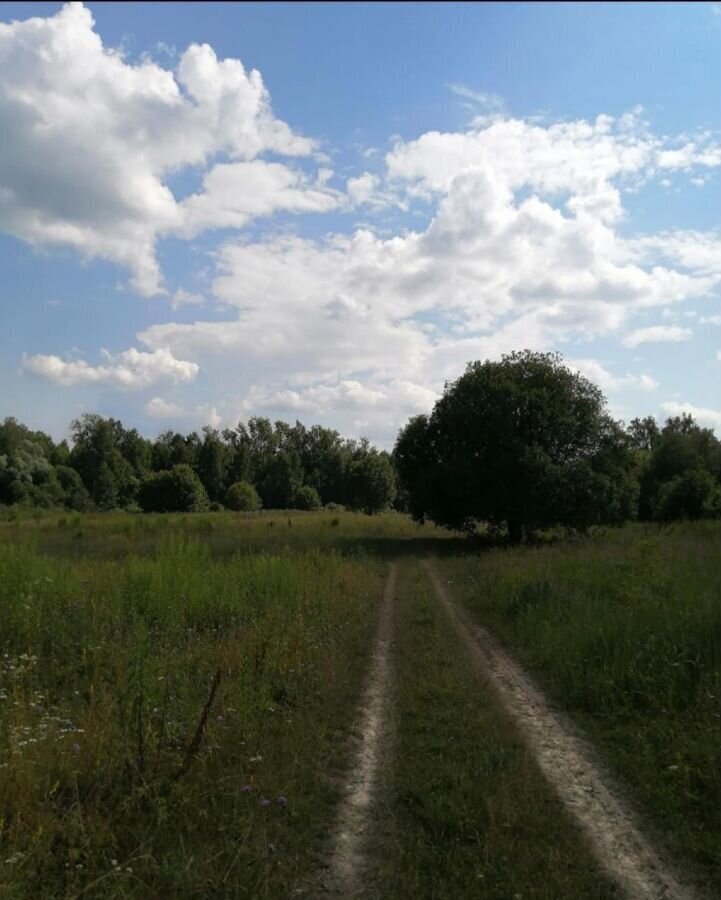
xmin=293 ymin=484 xmax=322 ymax=511
xmin=0 ymin=439 xmax=61 ymax=507
xmin=393 ymin=414 xmax=435 ymax=523
xmin=639 ymin=414 xmax=721 ymax=521
xmin=395 ymin=351 xmax=637 ymax=539
xmin=69 ymin=415 xmax=140 ymax=509
xmin=117 ymin=427 xmax=152 ymax=477
xmin=348 ymin=451 xmax=396 ymax=514
xmin=225 ymin=480 xmax=262 ymax=512
xmin=627 ymin=416 xmax=660 ymax=452
xmin=138 ymin=464 xmax=209 ymax=513
xmin=55 ymin=465 xmax=92 ymax=511
xmin=196 ymin=427 xmax=228 ymax=501
xmin=653 ymin=468 xmax=721 ymax=521
xmin=151 ymin=430 xmax=200 ymax=471
xmin=223 ymin=424 xmax=254 ymax=486
xmin=258 ymin=450 xmax=303 ymax=509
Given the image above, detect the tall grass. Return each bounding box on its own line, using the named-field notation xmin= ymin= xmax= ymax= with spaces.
xmin=438 ymin=522 xmax=721 ymax=894
xmin=0 ymin=527 xmax=386 ymax=898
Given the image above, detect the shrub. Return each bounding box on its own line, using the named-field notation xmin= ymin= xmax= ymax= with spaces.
xmin=138 ymin=465 xmax=209 ymax=513
xmin=293 ymin=485 xmax=322 ymax=510
xmin=225 ymin=480 xmax=262 ymax=512
xmin=653 ymin=468 xmax=721 ymax=521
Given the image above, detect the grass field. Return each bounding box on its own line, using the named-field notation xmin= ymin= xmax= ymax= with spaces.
xmin=436 ymin=522 xmax=721 ymax=896
xmin=0 ymin=513 xmax=401 ymax=898
xmin=0 ymin=511 xmax=718 ymax=898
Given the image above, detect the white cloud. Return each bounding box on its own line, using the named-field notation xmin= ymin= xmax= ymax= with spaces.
xmin=386 ymin=115 xmax=720 ymax=209
xmin=347 ymin=172 xmax=381 ymax=206
xmin=178 ymin=161 xmax=340 ymax=237
xmin=146 ymin=397 xmax=221 ymax=428
xmin=569 ymin=358 xmax=658 ymax=392
xmin=0 ymin=3 xmax=323 ymax=294
xmin=622 ymin=326 xmax=692 ymax=347
xmin=623 ymin=230 xmax=721 ymax=277
xmin=236 ymin=378 xmax=439 ymax=446
xmin=5 ymin=9 xmax=719 ymax=442
xmin=660 ymin=401 xmax=721 ymax=429
xmin=21 ymin=347 xmax=198 ymax=388
xmin=700 ymin=315 xmax=721 ymax=324
xmin=146 ymin=397 xmax=185 ymax=417
xmin=136 ymin=106 xmax=720 ymax=437
xmin=171 ymin=288 xmax=205 ymax=309
xmin=448 ymin=83 xmax=505 ymax=117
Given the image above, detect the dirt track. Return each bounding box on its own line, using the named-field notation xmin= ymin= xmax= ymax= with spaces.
xmin=423 ymin=559 xmax=698 ymax=900
xmin=318 ymin=563 xmax=396 ymax=897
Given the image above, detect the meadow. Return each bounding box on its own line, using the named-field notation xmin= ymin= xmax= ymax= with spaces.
xmin=0 ymin=512 xmax=406 ymax=898
xmin=0 ymin=511 xmax=718 ymax=898
xmin=437 ymin=522 xmax=721 ymax=896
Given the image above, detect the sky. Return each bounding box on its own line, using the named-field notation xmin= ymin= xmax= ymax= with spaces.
xmin=1 ymin=1 xmax=720 ymax=448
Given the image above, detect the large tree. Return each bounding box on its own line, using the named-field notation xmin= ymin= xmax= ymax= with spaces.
xmin=395 ymin=351 xmax=637 ymax=540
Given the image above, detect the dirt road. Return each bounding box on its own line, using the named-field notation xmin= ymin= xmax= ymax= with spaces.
xmin=319 ymin=563 xmax=396 ymax=897
xmin=423 ymin=559 xmax=698 ymax=900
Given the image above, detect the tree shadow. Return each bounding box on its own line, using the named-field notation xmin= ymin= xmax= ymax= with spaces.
xmin=333 ymin=532 xmax=508 ymax=561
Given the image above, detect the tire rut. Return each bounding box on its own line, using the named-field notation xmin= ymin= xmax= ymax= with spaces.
xmin=423 ymin=559 xmax=699 ymax=900
xmin=311 ymin=563 xmax=396 ymax=897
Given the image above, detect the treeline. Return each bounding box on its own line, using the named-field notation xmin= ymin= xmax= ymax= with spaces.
xmin=393 ymin=351 xmax=721 ymax=538
xmin=0 ymin=415 xmax=396 ymax=514
xmin=3 ymin=352 xmax=720 ymax=530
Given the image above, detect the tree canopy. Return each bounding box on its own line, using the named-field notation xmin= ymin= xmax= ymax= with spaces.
xmin=0 ymin=414 xmax=395 ymax=515
xmin=395 ymin=351 xmax=641 ymax=539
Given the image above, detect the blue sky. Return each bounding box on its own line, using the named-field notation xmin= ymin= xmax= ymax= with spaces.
xmin=1 ymin=1 xmax=720 ymax=446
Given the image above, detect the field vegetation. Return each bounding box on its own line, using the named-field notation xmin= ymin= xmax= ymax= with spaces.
xmin=0 ymin=513 xmax=405 ymax=898
xmin=436 ymin=522 xmax=721 ymax=895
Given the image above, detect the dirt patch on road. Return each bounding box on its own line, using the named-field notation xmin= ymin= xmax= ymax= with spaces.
xmin=311 ymin=564 xmax=396 ymax=897
xmin=424 ymin=559 xmax=699 ymax=900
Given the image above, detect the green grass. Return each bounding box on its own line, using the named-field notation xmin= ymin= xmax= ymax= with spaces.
xmin=0 ymin=509 xmax=452 ymax=563
xmin=2 ymin=512 xmax=718 ymax=898
xmin=0 ymin=527 xmax=388 ymax=898
xmin=370 ymin=561 xmax=619 ymax=900
xmin=436 ymin=522 xmax=721 ymax=897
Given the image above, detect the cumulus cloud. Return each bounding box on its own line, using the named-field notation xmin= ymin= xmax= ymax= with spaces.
xmin=622 ymin=231 xmax=721 ymax=277
xmin=236 ymin=378 xmax=440 ymax=446
xmin=385 ymin=114 xmax=720 ymax=219
xmin=170 ymin=288 xmax=205 ymax=309
xmin=660 ymin=401 xmax=721 ymax=429
xmin=0 ymin=2 xmax=325 ymax=293
xmin=146 ymin=396 xmax=221 ymax=427
xmin=146 ymin=397 xmax=185 ymax=417
xmin=569 ymin=359 xmax=658 ymax=392
xmin=178 ymin=161 xmax=340 ymax=237
xmin=21 ymin=347 xmax=199 ymax=388
xmin=137 ymin=104 xmax=720 ymax=435
xmin=622 ymin=326 xmax=692 ymax=348
xmin=6 ymin=6 xmax=720 ymax=441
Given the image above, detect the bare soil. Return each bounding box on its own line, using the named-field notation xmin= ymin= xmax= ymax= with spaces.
xmin=423 ymin=559 xmax=700 ymax=900
xmin=309 ymin=563 xmax=396 ymax=897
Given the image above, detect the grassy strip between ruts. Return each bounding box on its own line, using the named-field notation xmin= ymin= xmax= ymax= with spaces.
xmin=369 ymin=560 xmax=620 ymax=900
xmin=0 ymin=535 xmax=384 ymax=899
xmin=436 ymin=522 xmax=721 ymax=898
